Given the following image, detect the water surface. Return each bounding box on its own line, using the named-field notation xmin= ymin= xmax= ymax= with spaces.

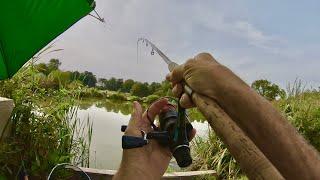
xmin=77 ymin=100 xmax=208 ymax=170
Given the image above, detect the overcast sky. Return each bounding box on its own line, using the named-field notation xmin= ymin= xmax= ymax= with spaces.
xmin=41 ymin=0 xmax=320 ymax=88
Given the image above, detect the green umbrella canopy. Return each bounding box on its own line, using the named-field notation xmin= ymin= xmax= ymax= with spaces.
xmin=0 ymin=0 xmax=96 ymax=80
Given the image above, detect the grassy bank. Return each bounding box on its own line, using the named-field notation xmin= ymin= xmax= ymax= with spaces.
xmin=76 ymin=87 xmax=161 ymax=104
xmin=0 ymin=63 xmax=163 ymax=179
xmin=1 ymin=60 xmax=319 ymax=179
xmin=0 ymin=66 xmax=92 ymax=179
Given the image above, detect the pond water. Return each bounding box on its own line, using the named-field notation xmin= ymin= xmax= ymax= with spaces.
xmin=77 ymin=100 xmax=209 ymax=170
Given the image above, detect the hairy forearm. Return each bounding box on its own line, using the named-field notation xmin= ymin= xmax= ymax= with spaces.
xmin=213 ymin=67 xmax=320 ymax=179
xmin=113 ymin=150 xmax=157 ymax=180
xmin=113 ymin=160 xmax=154 ymax=180
xmin=113 ymin=165 xmax=152 ymax=180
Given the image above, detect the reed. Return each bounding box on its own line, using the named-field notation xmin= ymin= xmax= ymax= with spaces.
xmin=0 ymin=64 xmax=93 ymax=179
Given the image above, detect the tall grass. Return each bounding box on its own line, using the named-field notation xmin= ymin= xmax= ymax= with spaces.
xmin=0 ymin=64 xmax=93 ymax=179
xmin=275 ymin=80 xmax=320 ymax=151
xmin=286 ymin=78 xmax=306 ymax=98
xmin=190 ymin=129 xmax=244 ymax=179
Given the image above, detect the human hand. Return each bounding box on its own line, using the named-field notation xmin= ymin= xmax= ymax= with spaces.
xmin=113 ymin=99 xmax=196 ymax=180
xmin=166 ymin=52 xmax=245 ymax=108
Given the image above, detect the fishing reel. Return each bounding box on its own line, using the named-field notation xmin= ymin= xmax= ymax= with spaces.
xmin=121 ymin=102 xmax=193 ymax=168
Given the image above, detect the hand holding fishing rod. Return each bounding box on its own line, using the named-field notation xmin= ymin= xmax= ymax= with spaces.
xmin=136 ymin=38 xmax=284 ymax=179
xmin=165 ymin=52 xmax=320 ymax=179
xmin=115 ymin=38 xmax=320 ymax=180
xmin=134 ymin=38 xmax=194 ymax=168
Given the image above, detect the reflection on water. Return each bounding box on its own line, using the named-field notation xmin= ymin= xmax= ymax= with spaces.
xmin=77 ymin=99 xmax=208 ymax=170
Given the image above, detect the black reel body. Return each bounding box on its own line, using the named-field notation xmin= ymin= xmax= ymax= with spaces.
xmin=159 ymin=106 xmax=193 ymax=167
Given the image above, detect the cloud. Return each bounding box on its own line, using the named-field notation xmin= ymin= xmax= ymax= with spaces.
xmin=38 ymin=0 xmax=320 ymax=88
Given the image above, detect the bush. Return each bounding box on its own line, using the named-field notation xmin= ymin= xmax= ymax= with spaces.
xmin=79 ymin=88 xmax=107 ymax=98
xmin=143 ymin=95 xmax=160 ymax=104
xmin=127 ymin=95 xmax=141 ymax=102
xmin=67 ymin=80 xmax=84 ymax=90
xmin=108 ymin=92 xmax=127 ymax=101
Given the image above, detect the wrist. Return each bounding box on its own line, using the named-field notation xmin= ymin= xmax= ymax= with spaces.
xmin=114 ymin=150 xmax=156 ymax=180
xmin=114 ymin=161 xmax=154 ymax=180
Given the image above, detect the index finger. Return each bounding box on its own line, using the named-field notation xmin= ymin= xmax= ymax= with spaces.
xmin=166 ymin=63 xmax=184 ymax=84
xmin=143 ymin=98 xmax=169 ymax=122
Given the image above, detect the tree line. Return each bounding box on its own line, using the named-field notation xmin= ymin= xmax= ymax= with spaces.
xmin=35 ymin=59 xmax=285 ymax=100
xmin=35 ymin=59 xmax=97 ymax=88
xmin=97 ymin=78 xmax=172 ymax=97
xmin=35 ymin=59 xmax=171 ymax=97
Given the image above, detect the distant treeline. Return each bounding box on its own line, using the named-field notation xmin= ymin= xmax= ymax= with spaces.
xmin=35 ymin=58 xmax=287 ymax=99
xmin=35 ymin=59 xmax=171 ymax=97
xmin=97 ymin=78 xmax=171 ymax=97
xmin=35 ymin=59 xmax=97 ymax=88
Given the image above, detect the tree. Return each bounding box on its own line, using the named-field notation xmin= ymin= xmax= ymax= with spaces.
xmin=82 ymin=71 xmax=97 ymax=87
xmin=99 ymin=77 xmax=124 ymax=91
xmin=102 ymin=77 xmax=117 ymax=91
xmin=116 ymin=79 xmax=124 ymax=91
xmin=47 ymin=70 xmax=71 ymax=89
xmin=130 ymin=82 xmax=150 ymax=97
xmin=35 ymin=63 xmax=49 ymax=75
xmin=47 ymin=59 xmax=61 ymax=72
xmin=152 ymin=80 xmax=172 ymax=96
xmin=121 ymin=79 xmax=135 ymax=93
xmin=97 ymin=78 xmax=107 ymax=88
xmin=71 ymin=71 xmax=82 ymax=81
xmin=149 ymin=82 xmax=161 ymax=94
xmin=251 ymin=79 xmax=286 ymax=101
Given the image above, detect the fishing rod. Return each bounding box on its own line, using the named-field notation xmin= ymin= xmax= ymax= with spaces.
xmin=137 ymin=38 xmax=193 ymax=95
xmin=133 ymin=38 xmax=194 ymax=167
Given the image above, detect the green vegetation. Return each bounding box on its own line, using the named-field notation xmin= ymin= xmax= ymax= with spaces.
xmin=34 ymin=59 xmax=172 ymax=101
xmin=0 ymin=58 xmax=167 ymax=178
xmin=251 ymin=79 xmax=286 ymax=100
xmin=36 ymin=59 xmax=97 ymax=88
xmin=191 ymin=130 xmax=242 ymax=179
xmin=98 ymin=77 xmax=171 ymax=98
xmin=275 ymin=81 xmax=320 ymax=151
xmin=1 ymin=58 xmax=319 ymax=180
xmin=0 ymin=64 xmax=92 ymax=179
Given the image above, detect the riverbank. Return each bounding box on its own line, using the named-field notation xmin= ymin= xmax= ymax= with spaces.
xmin=0 ymin=64 xmax=207 ymax=178
xmin=76 ymin=87 xmax=162 ymax=104
xmin=1 ymin=63 xmax=320 ymax=179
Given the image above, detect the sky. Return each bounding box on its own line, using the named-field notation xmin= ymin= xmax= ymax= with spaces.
xmin=41 ymin=0 xmax=320 ymax=88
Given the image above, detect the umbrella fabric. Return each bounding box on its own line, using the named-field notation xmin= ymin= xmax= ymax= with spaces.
xmin=0 ymin=0 xmax=95 ymax=79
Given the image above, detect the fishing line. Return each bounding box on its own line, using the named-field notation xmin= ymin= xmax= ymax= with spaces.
xmin=137 ymin=38 xmax=157 ymax=64
xmin=47 ymin=163 xmax=91 ymax=180
xmin=137 ymin=38 xmax=170 ymax=61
